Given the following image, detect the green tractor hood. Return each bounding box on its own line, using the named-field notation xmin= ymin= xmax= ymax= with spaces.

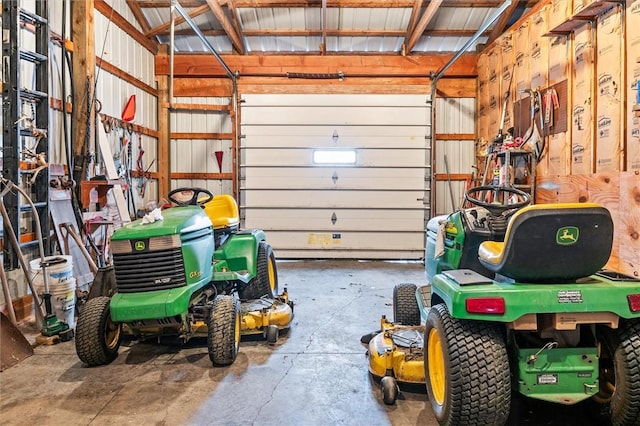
xmin=109 ymin=206 xmax=215 ymax=323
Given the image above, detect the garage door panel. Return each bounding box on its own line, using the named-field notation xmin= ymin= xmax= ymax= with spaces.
xmin=241 ymin=132 xmax=427 ymax=149
xmin=241 ymin=94 xmax=430 ymax=259
xmin=242 ymin=106 xmax=428 ymax=126
xmin=242 ymin=124 xmax=429 ymax=138
xmin=263 ymin=231 xmax=425 ymax=252
xmin=244 ymin=190 xmax=425 ymax=209
xmin=243 ymin=148 xmax=427 ymax=167
xmin=243 ymin=94 xmax=428 ymax=107
xmin=245 ymin=208 xmax=425 ymax=232
xmin=242 ymin=167 xmax=426 ymax=190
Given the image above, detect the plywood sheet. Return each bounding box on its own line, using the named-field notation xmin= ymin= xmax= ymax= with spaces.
xmin=595 ymin=6 xmax=623 ymax=173
xmin=535 ymin=172 xmax=639 ymax=277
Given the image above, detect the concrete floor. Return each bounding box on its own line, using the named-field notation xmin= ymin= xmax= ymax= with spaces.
xmin=0 ymin=260 xmax=614 ymax=426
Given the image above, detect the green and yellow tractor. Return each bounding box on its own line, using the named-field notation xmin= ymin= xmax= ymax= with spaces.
xmin=75 ymin=188 xmax=293 ymax=367
xmin=366 ymin=185 xmax=640 ymax=426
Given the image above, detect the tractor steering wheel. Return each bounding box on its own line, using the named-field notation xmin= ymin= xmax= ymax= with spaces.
xmin=465 ymin=185 xmax=531 ymax=217
xmin=167 ymin=187 xmax=214 ymax=207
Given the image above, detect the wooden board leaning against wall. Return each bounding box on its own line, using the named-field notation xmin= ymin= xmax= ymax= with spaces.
xmin=476 ymin=0 xmax=640 ymax=278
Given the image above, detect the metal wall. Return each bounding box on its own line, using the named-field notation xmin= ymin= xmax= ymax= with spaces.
xmin=434 ymin=97 xmax=476 ymax=215
xmin=170 ymin=96 xmax=234 ymax=197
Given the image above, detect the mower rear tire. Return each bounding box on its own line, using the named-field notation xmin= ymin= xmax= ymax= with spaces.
xmin=240 ymin=242 xmax=278 ymax=300
xmin=393 ymin=283 xmax=420 ymax=325
xmin=208 ymin=295 xmax=241 ymax=366
xmin=75 ymin=296 xmax=122 ymax=367
xmin=381 ymin=376 xmax=399 ymax=405
xmin=595 ymin=320 xmax=640 ymax=426
xmin=424 ymin=304 xmax=511 ymax=426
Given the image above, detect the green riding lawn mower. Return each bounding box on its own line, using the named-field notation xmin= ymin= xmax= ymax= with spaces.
xmin=365 ymin=185 xmax=640 ymax=426
xmin=75 ymin=187 xmax=293 ymax=367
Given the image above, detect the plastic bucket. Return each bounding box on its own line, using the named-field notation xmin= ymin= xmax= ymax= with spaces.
xmin=29 ymin=256 xmax=76 ymax=328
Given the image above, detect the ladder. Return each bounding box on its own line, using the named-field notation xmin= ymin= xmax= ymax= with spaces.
xmin=2 ymin=0 xmax=51 ymax=268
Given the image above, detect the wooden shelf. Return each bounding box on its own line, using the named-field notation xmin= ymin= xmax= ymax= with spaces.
xmin=80 ymin=179 xmax=128 ymax=208
xmin=545 ymin=1 xmax=622 ymax=35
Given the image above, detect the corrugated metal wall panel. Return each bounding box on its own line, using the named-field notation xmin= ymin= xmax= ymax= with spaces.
xmin=170 ymin=97 xmax=234 ymax=196
xmin=434 ymin=97 xmax=476 ymax=215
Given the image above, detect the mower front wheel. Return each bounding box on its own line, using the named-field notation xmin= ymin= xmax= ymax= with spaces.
xmin=393 ymin=283 xmax=420 ymax=325
xmin=424 ymin=304 xmax=511 ymax=426
xmin=595 ymin=320 xmax=640 ymax=426
xmin=75 ymin=296 xmax=122 ymax=367
xmin=207 ymin=295 xmax=241 ymax=366
xmin=240 ymin=242 xmax=278 ymax=300
xmin=381 ymin=376 xmax=399 ymax=405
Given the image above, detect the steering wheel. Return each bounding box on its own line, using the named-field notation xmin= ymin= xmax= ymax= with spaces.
xmin=167 ymin=187 xmax=214 ymax=207
xmin=465 ymin=185 xmax=531 ymax=216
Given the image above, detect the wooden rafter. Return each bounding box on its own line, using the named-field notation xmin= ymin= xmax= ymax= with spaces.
xmin=226 ymin=0 xmax=246 ymax=52
xmin=154 ymin=28 xmax=486 ymax=38
xmin=145 ymin=4 xmax=210 ymax=38
xmin=404 ymin=0 xmax=443 ymax=55
xmin=136 ymin=0 xmax=537 ymax=8
xmin=126 ymin=0 xmax=152 ymax=34
xmin=405 ymin=0 xmax=422 ymax=40
xmin=485 ymin=0 xmax=521 ymax=46
xmin=205 ymin=0 xmax=245 ymax=54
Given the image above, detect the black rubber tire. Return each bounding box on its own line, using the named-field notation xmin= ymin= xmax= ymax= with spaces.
xmin=381 ymin=376 xmax=399 ymax=405
xmin=207 ymin=295 xmax=240 ymax=366
xmin=75 ymin=296 xmax=122 ymax=367
xmin=424 ymin=304 xmax=511 ymax=426
xmin=393 ymin=283 xmax=420 ymax=325
xmin=240 ymin=242 xmax=278 ymax=300
xmin=266 ymin=324 xmax=279 ymax=345
xmin=595 ymin=320 xmax=640 ymax=426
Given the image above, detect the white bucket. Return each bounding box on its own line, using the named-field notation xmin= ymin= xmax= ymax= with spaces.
xmin=30 ymin=255 xmax=76 ymax=328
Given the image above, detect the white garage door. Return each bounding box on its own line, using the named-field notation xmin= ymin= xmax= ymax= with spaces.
xmin=240 ymin=94 xmax=431 ymax=259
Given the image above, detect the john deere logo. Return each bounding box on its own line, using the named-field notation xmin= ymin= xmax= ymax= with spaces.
xmin=556 ymin=227 xmax=579 ymax=245
xmin=134 ymin=241 xmax=146 ymax=251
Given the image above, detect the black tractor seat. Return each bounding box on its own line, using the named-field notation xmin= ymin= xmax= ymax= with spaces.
xmin=477 ymin=203 xmax=613 ymax=283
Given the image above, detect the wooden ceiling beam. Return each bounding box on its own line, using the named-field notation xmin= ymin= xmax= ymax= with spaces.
xmin=404 ymin=0 xmax=443 ymax=54
xmin=227 ymin=0 xmax=247 ymax=51
xmin=156 ymin=52 xmax=477 ymax=77
xmin=126 ymin=0 xmax=152 ymax=34
xmin=136 ymin=0 xmax=536 ymax=8
xmin=95 ymin=0 xmax=157 ymax=53
xmin=145 ymin=4 xmax=210 ymax=38
xmin=485 ymin=0 xmax=521 ymax=46
xmin=158 ymin=28 xmax=485 ymax=37
xmin=205 ymin=0 xmax=245 ymax=54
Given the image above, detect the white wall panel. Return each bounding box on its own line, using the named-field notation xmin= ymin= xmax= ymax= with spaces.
xmin=242 ymin=94 xmax=431 ymax=259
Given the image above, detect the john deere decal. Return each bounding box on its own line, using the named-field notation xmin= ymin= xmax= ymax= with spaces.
xmin=556 ymin=226 xmax=579 ymax=245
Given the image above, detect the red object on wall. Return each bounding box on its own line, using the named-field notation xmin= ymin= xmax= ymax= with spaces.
xmin=121 ymin=95 xmax=136 ymax=122
xmin=215 ymin=151 xmax=224 ymax=172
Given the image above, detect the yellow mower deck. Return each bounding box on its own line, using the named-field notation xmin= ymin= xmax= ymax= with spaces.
xmin=367 ymin=316 xmax=425 ymax=385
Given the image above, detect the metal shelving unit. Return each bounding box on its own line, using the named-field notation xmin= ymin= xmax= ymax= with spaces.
xmin=2 ymin=0 xmax=51 ymax=268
